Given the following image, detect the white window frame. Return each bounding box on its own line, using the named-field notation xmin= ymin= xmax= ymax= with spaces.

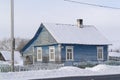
xmin=66 ymin=46 xmax=74 ymax=61
xmin=37 ymin=47 xmax=42 ymax=61
xmin=97 ymin=47 xmax=104 ymax=60
xmin=49 ymin=46 xmax=55 ymax=61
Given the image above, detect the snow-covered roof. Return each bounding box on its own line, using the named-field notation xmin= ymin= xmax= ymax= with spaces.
xmin=0 ymin=51 xmax=23 ymax=66
xmin=43 ymin=23 xmax=110 ymax=45
xmin=109 ymin=52 xmax=120 ymax=57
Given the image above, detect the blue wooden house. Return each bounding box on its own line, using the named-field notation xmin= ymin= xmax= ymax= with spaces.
xmin=21 ymin=19 xmax=110 ymax=65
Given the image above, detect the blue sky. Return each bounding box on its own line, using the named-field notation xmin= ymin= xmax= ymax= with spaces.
xmin=0 ymin=0 xmax=120 ymax=44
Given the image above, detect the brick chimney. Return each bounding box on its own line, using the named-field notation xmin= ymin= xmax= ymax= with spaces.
xmin=77 ymin=19 xmax=83 ymax=28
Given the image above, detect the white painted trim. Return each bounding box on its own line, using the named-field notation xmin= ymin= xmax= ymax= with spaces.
xmin=49 ymin=46 xmax=55 ymax=61
xmin=58 ymin=44 xmax=61 ymax=62
xmin=37 ymin=47 xmax=42 ymax=61
xmin=32 ymin=47 xmax=35 ymax=64
xmin=66 ymin=46 xmax=74 ymax=61
xmin=97 ymin=47 xmax=104 ymax=60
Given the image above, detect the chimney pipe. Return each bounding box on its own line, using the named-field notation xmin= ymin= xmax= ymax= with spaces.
xmin=77 ymin=19 xmax=83 ymax=28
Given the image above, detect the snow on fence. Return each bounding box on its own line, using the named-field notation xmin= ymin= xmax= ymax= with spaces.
xmin=1 ymin=61 xmax=120 ymax=72
xmin=20 ymin=63 xmax=64 ymax=71
xmin=0 ymin=64 xmax=11 ymax=72
xmin=0 ymin=63 xmax=64 ymax=72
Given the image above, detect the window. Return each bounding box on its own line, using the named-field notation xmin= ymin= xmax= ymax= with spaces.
xmin=66 ymin=46 xmax=73 ymax=61
xmin=97 ymin=47 xmax=104 ymax=60
xmin=49 ymin=46 xmax=55 ymax=61
xmin=37 ymin=47 xmax=42 ymax=61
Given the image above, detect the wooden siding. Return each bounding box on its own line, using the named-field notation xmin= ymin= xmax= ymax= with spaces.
xmin=22 ymin=26 xmax=57 ymax=64
xmin=36 ymin=26 xmax=57 ymax=45
xmin=61 ymin=44 xmax=108 ymax=64
xmin=34 ymin=44 xmax=61 ymax=63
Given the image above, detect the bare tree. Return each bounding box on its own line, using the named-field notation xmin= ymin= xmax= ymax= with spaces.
xmin=16 ymin=38 xmax=29 ymax=51
xmin=0 ymin=38 xmax=11 ymax=50
xmin=0 ymin=38 xmax=29 ymax=51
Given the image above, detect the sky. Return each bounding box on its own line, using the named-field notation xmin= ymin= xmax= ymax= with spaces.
xmin=0 ymin=0 xmax=120 ymax=45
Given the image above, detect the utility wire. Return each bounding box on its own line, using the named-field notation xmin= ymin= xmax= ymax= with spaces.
xmin=64 ymin=0 xmax=120 ymax=9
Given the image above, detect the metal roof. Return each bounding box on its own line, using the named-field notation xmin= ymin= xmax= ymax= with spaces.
xmin=43 ymin=23 xmax=110 ymax=45
xmin=0 ymin=51 xmax=23 ymax=66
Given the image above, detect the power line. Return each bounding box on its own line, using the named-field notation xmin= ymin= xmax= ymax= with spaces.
xmin=64 ymin=0 xmax=120 ymax=9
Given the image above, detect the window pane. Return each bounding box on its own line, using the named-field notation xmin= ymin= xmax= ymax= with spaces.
xmin=38 ymin=50 xmax=41 ymax=52
xmin=38 ymin=53 xmax=42 ymax=59
xmin=70 ymin=53 xmax=72 ymax=59
xmin=51 ymin=53 xmax=54 ymax=59
xmin=67 ymin=49 xmax=72 ymax=52
xmin=67 ymin=53 xmax=69 ymax=59
xmin=98 ymin=49 xmax=102 ymax=53
xmin=98 ymin=52 xmax=102 ymax=59
xmin=50 ymin=49 xmax=54 ymax=52
xmin=97 ymin=47 xmax=103 ymax=60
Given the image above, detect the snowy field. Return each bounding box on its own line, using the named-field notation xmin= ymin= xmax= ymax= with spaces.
xmin=0 ymin=64 xmax=120 ymax=80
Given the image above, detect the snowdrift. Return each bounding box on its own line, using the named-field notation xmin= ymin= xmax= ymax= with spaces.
xmin=0 ymin=64 xmax=120 ymax=80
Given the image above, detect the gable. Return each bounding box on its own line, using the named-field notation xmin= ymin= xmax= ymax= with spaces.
xmin=36 ymin=25 xmax=57 ymax=45
xmin=21 ymin=24 xmax=57 ymax=53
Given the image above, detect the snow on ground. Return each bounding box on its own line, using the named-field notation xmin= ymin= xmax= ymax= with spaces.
xmin=86 ymin=64 xmax=120 ymax=74
xmin=0 ymin=65 xmax=120 ymax=80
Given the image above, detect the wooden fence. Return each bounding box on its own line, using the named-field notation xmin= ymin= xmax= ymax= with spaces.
xmin=0 ymin=63 xmax=64 ymax=72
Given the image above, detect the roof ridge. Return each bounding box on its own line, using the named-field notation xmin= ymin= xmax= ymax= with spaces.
xmin=55 ymin=23 xmax=75 ymax=26
xmin=42 ymin=22 xmax=75 ymax=26
xmin=43 ymin=22 xmax=94 ymax=27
